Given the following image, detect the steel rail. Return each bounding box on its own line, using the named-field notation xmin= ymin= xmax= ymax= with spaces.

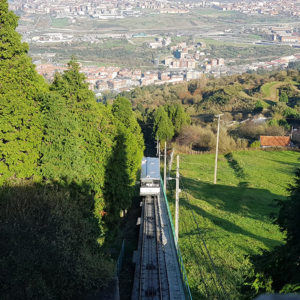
xmin=139 ymin=196 xmax=146 ymax=299
xmin=154 ymin=195 xmax=163 ymax=300
xmin=155 ymin=195 xmax=171 ymax=300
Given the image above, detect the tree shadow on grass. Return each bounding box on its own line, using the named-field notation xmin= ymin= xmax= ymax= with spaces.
xmin=269 ymin=159 xmax=299 ymax=176
xmin=180 ymin=176 xmax=284 ymax=224
xmin=224 ymin=152 xmax=249 ymax=188
xmin=180 ymin=198 xmax=280 ymax=249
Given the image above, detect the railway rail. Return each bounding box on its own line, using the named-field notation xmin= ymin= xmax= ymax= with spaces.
xmin=132 ymin=157 xmax=187 ymax=300
xmin=138 ymin=196 xmax=170 ymax=299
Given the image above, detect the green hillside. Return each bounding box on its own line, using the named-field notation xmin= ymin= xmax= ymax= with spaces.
xmin=167 ymin=150 xmax=299 ymax=299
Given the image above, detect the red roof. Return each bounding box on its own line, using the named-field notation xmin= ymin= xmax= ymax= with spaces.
xmin=260 ymin=136 xmax=291 ymax=147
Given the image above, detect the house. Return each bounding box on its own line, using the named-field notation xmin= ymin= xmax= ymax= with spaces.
xmin=260 ymin=136 xmax=291 ymax=148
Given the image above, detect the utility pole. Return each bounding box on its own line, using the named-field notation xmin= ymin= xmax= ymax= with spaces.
xmin=158 ymin=142 xmax=160 ymax=161
xmin=168 ymin=148 xmax=174 ymax=174
xmin=214 ymin=114 xmax=223 ymax=184
xmin=175 ymin=155 xmax=180 ymax=244
xmin=156 ymin=137 xmax=159 ymax=157
xmin=164 ymin=141 xmax=167 ymax=193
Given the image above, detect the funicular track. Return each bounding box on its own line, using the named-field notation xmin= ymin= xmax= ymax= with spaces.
xmin=138 ymin=195 xmax=170 ymax=300
xmin=132 ymin=156 xmax=187 ymax=300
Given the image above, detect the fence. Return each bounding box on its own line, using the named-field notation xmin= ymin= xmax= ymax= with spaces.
xmin=115 ymin=239 xmax=125 ymax=277
xmin=160 ymin=177 xmax=193 ymax=300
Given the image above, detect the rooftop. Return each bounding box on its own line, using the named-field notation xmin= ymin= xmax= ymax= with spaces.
xmin=260 ymin=136 xmax=291 ymax=147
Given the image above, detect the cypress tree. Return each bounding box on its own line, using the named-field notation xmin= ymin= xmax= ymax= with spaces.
xmin=0 ymin=0 xmax=46 ymax=183
xmin=153 ymin=106 xmax=174 ymax=144
xmin=104 ymin=96 xmax=144 ymax=224
xmin=164 ymin=103 xmax=190 ymax=135
xmin=39 ymin=91 xmax=88 ymax=182
xmin=50 ymin=59 xmax=117 ymax=229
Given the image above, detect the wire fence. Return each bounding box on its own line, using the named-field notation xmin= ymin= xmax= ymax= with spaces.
xmin=161 ymin=177 xmax=193 ymax=300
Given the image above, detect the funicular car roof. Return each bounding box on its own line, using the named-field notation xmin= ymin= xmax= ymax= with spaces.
xmin=141 ymin=157 xmax=160 ymax=181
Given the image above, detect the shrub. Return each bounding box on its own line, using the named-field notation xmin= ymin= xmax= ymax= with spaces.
xmin=279 ymin=92 xmax=288 ymax=103
xmin=238 ymin=122 xmax=286 ymax=140
xmin=250 ymin=140 xmax=261 ymax=148
xmin=176 ymin=125 xmax=238 ymax=152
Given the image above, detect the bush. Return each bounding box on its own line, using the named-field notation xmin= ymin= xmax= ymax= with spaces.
xmin=253 ymin=100 xmax=264 ymax=113
xmin=279 ymin=91 xmax=288 ymax=103
xmin=250 ymin=140 xmax=261 ymax=148
xmin=237 ymin=122 xmax=286 ymax=140
xmin=176 ymin=125 xmax=238 ymax=152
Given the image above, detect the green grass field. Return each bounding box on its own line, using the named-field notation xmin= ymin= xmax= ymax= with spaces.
xmin=167 ymin=150 xmax=299 ymax=299
xmin=261 ymin=81 xmax=284 ymax=101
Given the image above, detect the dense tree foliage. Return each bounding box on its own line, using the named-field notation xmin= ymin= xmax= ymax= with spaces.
xmin=0 ymin=2 xmax=144 ymax=298
xmin=49 ymin=60 xmax=116 ymax=194
xmin=0 ymin=0 xmax=47 ymax=183
xmin=243 ymin=168 xmax=300 ymax=297
xmin=39 ymin=91 xmax=87 ymax=182
xmin=164 ymin=103 xmax=190 ymax=136
xmin=104 ymin=97 xmax=144 ymax=226
xmin=153 ymin=106 xmax=174 ymax=144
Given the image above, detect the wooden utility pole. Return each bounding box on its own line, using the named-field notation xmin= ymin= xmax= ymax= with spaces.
xmin=214 ymin=114 xmax=223 ymax=184
xmin=175 ymin=155 xmax=180 ymax=244
xmin=164 ymin=141 xmax=167 ymax=193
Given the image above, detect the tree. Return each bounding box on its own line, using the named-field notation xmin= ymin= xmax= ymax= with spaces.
xmin=153 ymin=106 xmax=174 ymax=144
xmin=164 ymin=103 xmax=190 ymax=135
xmin=188 ymin=82 xmax=198 ymax=95
xmin=253 ymin=100 xmax=264 ymax=114
xmin=0 ymin=0 xmax=47 ymax=183
xmin=104 ymin=97 xmax=144 ymax=225
xmin=279 ymin=91 xmax=288 ymax=103
xmin=50 ymin=59 xmax=117 ymax=229
xmin=39 ymin=91 xmax=88 ymax=182
xmin=111 ymin=97 xmax=144 ymax=184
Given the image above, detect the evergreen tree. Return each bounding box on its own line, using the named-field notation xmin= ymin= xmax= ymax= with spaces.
xmin=164 ymin=103 xmax=190 ymax=135
xmin=50 ymin=59 xmax=117 ymax=227
xmin=153 ymin=106 xmax=174 ymax=144
xmin=105 ymin=97 xmax=144 ymax=224
xmin=0 ymin=0 xmax=46 ymax=183
xmin=39 ymin=92 xmax=88 ymax=182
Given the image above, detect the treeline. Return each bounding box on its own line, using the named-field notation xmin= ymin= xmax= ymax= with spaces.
xmin=0 ymin=2 xmax=144 ymax=299
xmin=134 ymin=102 xmax=191 ymax=155
xmin=123 ymin=69 xmax=300 ymax=116
xmin=120 ymin=69 xmax=300 ymax=152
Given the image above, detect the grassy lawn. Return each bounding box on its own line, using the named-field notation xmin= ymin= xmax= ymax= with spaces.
xmin=261 ymin=81 xmax=283 ymax=101
xmin=167 ymin=150 xmax=299 ymax=299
